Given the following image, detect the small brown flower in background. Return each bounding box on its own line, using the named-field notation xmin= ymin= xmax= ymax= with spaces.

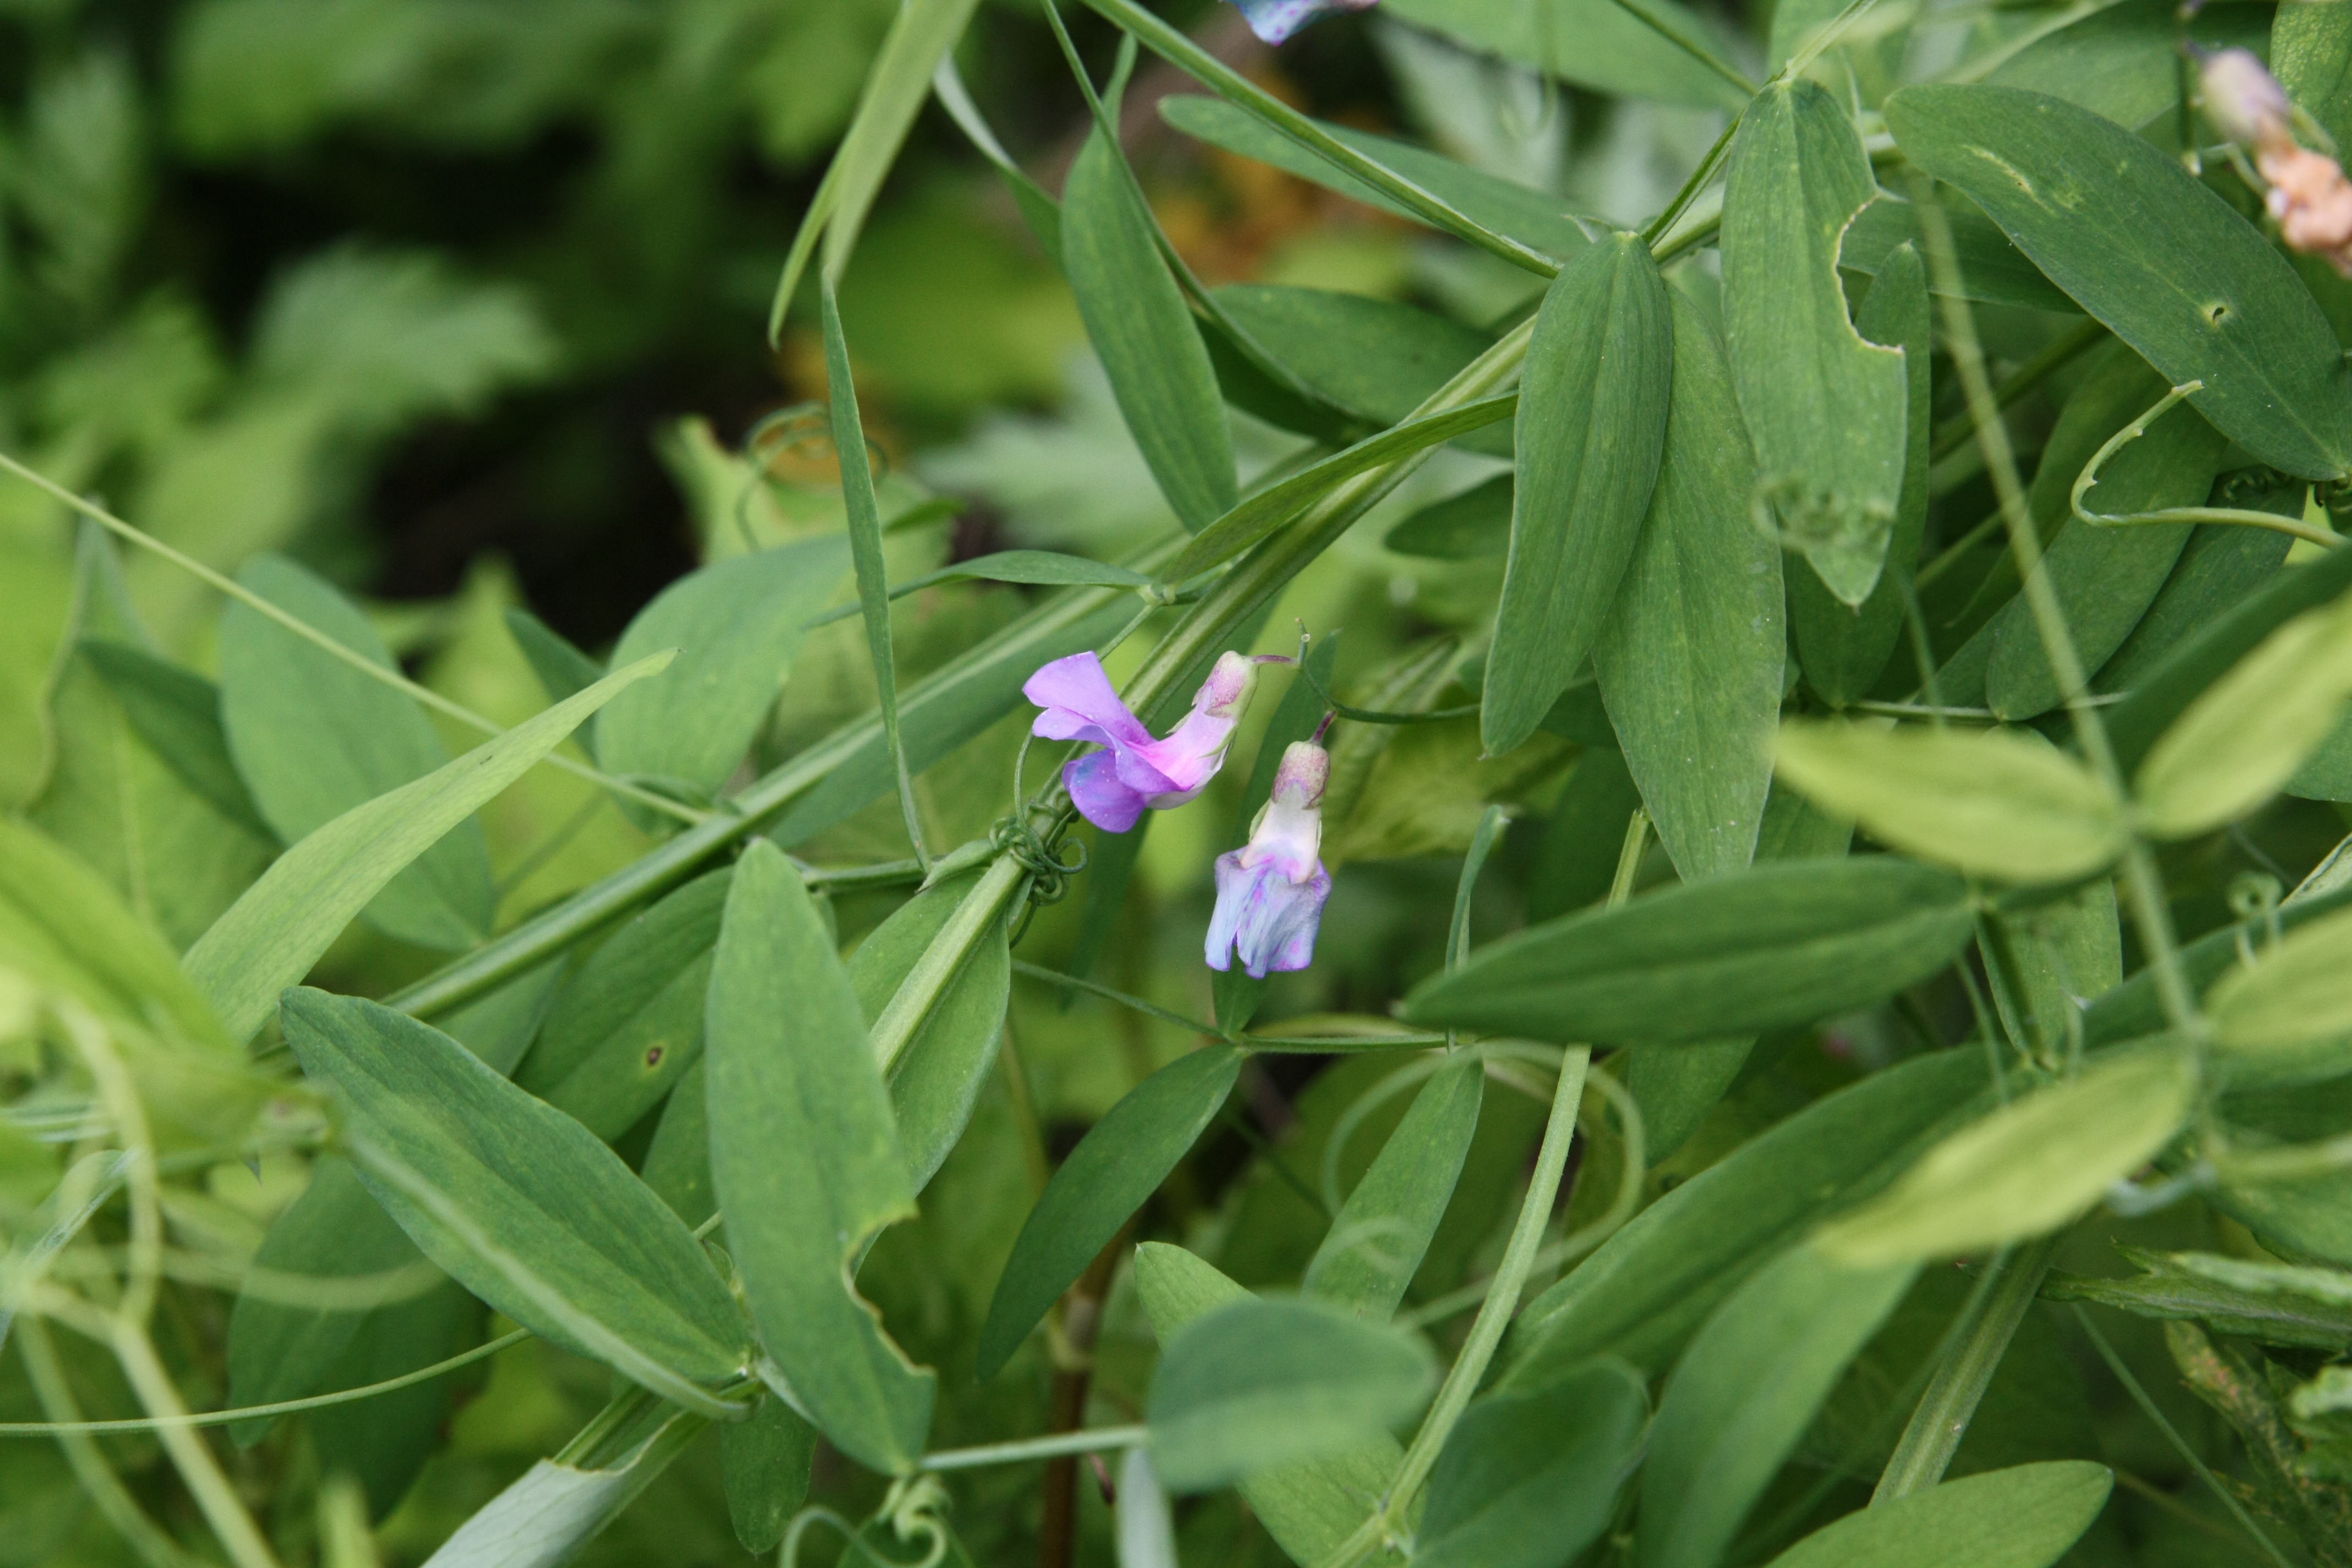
xmin=2199 ymin=45 xmax=2352 ymax=276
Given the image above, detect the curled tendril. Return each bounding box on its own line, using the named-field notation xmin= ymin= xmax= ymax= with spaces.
xmin=993 ymin=810 xmax=1088 ymax=944
xmin=732 ymin=402 xmax=896 ymax=552
xmin=780 ymin=1477 xmax=952 ymax=1568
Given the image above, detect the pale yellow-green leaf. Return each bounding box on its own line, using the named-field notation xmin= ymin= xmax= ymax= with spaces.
xmin=2208 ymin=902 xmax=2352 ymax=1055
xmin=2136 ymin=598 xmax=2352 ymax=837
xmin=1773 ymin=721 xmax=2123 ymax=884
xmin=1816 ymin=1047 xmax=2195 ymax=1266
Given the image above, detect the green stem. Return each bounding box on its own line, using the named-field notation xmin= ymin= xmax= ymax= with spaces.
xmin=1872 ymin=1233 xmax=2060 ymax=1501
xmin=0 ymin=1327 xmax=533 ymax=1435
xmin=1323 ymin=1047 xmax=1592 ymax=1567
xmin=917 ymin=1424 xmax=1150 ymax=1472
xmin=1904 ymin=179 xmax=2201 ymax=1039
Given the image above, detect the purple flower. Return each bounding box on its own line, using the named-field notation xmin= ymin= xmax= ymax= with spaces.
xmin=1207 ymin=741 xmax=1333 ymax=978
xmin=1224 ymin=0 xmax=1378 ymax=44
xmin=1025 ymin=650 xmax=1264 ymax=834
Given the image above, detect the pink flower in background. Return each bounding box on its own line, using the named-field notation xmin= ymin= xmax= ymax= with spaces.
xmin=1025 ymin=650 xmax=1265 ymax=833
xmin=1207 ymin=740 xmax=1333 ymax=978
xmin=1226 ymin=0 xmax=1378 ymax=45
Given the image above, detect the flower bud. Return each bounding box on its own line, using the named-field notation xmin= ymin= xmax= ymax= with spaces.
xmin=2201 ymin=46 xmax=2292 ymax=146
xmin=1207 ymin=740 xmax=1333 ymax=978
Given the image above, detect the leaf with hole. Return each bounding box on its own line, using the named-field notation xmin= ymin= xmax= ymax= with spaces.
xmin=1887 ymin=83 xmax=2352 ymax=480
xmin=519 ymin=868 xmax=728 ymax=1141
xmin=1790 ymin=244 xmax=1930 ymax=709
xmin=1723 ymin=79 xmax=1910 ymax=606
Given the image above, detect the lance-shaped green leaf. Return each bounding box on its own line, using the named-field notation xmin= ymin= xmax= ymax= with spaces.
xmin=520 ymin=869 xmax=728 ymax=1141
xmin=1792 ymin=244 xmax=1930 ymax=709
xmin=1417 ymin=1360 xmax=1648 ymax=1568
xmin=976 ymin=1045 xmax=1242 ymax=1379
xmin=597 ymin=538 xmax=850 ymax=805
xmin=1304 ymin=1054 xmax=1483 ymax=1321
xmin=1132 ymin=1243 xmax=1402 ymax=1561
xmin=1483 ymin=233 xmax=1672 ymax=756
xmin=1063 ymin=123 xmax=1234 ymax=533
xmin=1407 ymin=858 xmax=1975 ymax=1045
xmin=847 ymin=868 xmax=1011 ymax=1192
xmin=704 ymin=842 xmax=933 ymax=1473
xmin=2207 ymin=901 xmax=2352 ymax=1059
xmin=1151 ymin=86 xmax=1592 ymax=264
xmin=1723 ymin=79 xmax=1909 ymax=606
xmin=1886 ymin=83 xmax=2352 ymax=480
xmin=1761 ymin=1462 xmax=2113 ymax=1568
xmin=1506 ymin=1048 xmax=1994 ymax=1386
xmin=219 ymin=554 xmax=494 ymax=951
xmin=187 ymin=654 xmax=670 ymax=1045
xmin=1638 ymin=1244 xmax=1918 ymax=1568
xmin=769 ymin=0 xmax=983 ymax=330
xmin=280 ymin=990 xmax=745 ymax=1412
xmin=2046 ymin=1248 xmax=2352 ymax=1349
xmin=1162 ymin=395 xmax=1517 ymax=581
xmin=2136 ymin=595 xmax=2352 ymax=837
xmin=1817 ymin=1046 xmax=2196 ymax=1266
xmin=1147 ymin=1295 xmax=1435 ymax=1493
xmin=1595 ymin=288 xmax=1782 ymax=878
xmin=1986 ymin=388 xmax=2228 ymax=723
xmin=1774 ymin=721 xmax=2125 ymax=884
